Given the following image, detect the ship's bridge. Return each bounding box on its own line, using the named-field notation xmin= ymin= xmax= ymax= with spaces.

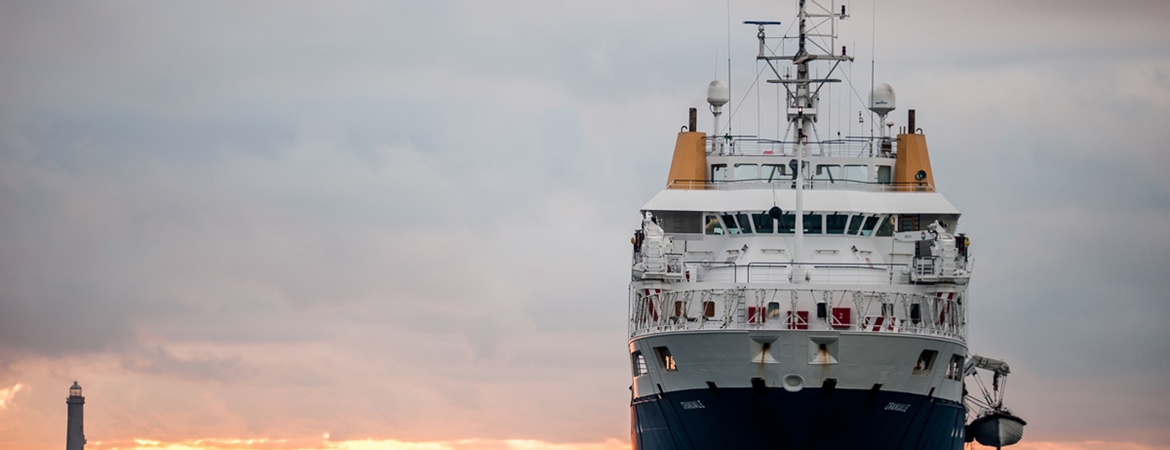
xmin=637 ymin=186 xmax=965 ymax=284
xmin=642 ymin=188 xmax=959 ymax=219
xmin=670 ymin=135 xmax=922 ymax=192
xmin=706 ymin=136 xmax=898 ymax=187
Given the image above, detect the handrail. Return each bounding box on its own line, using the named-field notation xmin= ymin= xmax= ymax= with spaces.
xmin=744 ymin=261 xmax=893 ymax=283
xmin=667 ymin=178 xmax=935 ymax=192
xmin=705 ymin=135 xmax=888 ymax=158
xmin=628 ymin=287 xmax=967 ymax=342
xmin=680 ymin=259 xmax=909 ymax=285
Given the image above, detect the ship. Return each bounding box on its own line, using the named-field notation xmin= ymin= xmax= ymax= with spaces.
xmin=626 ymin=1 xmax=1022 ymax=449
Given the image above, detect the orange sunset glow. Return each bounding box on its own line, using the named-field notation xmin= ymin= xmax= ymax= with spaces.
xmin=34 ymin=439 xmax=1170 ymax=450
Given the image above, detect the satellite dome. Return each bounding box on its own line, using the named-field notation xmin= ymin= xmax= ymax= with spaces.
xmin=869 ymin=83 xmax=896 ymax=117
xmin=707 ymin=80 xmax=730 ymax=107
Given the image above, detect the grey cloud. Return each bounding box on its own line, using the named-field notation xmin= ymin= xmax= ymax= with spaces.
xmin=119 ymin=347 xmax=257 ymax=383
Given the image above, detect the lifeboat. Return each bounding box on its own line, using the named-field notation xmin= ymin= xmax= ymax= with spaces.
xmin=964 ymin=355 xmax=1027 ymax=449
xmin=967 ymin=410 xmax=1027 ymax=448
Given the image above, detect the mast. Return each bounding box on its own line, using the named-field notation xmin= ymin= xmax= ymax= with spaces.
xmin=751 ymin=0 xmax=851 ymax=282
xmin=793 ymin=0 xmax=810 ymax=281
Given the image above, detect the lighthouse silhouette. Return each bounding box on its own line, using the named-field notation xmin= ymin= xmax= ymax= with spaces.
xmin=66 ymin=381 xmax=86 ymax=450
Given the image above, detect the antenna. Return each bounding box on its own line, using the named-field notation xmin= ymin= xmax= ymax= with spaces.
xmin=726 ymin=0 xmax=732 ymax=137
xmin=870 ymin=0 xmax=876 ymax=137
xmin=870 ymin=61 xmax=875 ymax=136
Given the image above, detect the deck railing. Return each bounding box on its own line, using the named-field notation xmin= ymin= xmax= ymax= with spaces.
xmin=666 ymin=178 xmax=935 ymax=192
xmin=628 ymin=287 xmax=966 ymax=342
xmin=706 ymin=136 xmax=889 ymax=158
xmin=674 ymin=260 xmax=909 ymax=285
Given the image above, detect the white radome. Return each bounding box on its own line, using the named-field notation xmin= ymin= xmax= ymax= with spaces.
xmin=870 ymin=82 xmax=896 ymax=117
xmin=707 ymin=80 xmax=729 ymax=107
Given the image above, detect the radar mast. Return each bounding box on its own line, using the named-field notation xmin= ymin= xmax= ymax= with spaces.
xmin=749 ymin=0 xmax=852 ymax=279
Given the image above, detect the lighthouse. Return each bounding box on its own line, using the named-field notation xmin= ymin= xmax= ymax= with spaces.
xmin=66 ymin=381 xmax=86 ymax=450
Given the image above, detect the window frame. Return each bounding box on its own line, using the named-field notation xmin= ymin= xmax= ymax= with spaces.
xmin=778 ymin=213 xmax=796 ymax=233
xmin=825 ymin=213 xmax=849 ymax=235
xmin=875 ymin=215 xmax=896 ymax=237
xmin=632 ymin=351 xmax=648 ymax=377
xmin=704 ymin=214 xmax=725 ymax=235
xmin=735 ymin=213 xmax=754 ymax=234
xmin=719 ymin=214 xmax=742 ymax=235
xmin=762 ymin=164 xmax=787 ymax=182
xmin=913 ymin=350 xmax=938 ymax=376
xmin=803 ymin=213 xmax=823 ymax=234
xmin=654 ymin=346 xmax=677 ymax=372
xmin=877 ymin=165 xmax=892 ymax=184
xmin=846 ymin=214 xmax=866 ymax=235
xmin=733 ymin=163 xmax=760 ymax=182
xmin=814 ymin=164 xmax=842 ymax=182
xmin=860 ymin=215 xmax=882 ymax=236
xmin=751 ymin=212 xmax=775 ymax=234
xmin=842 ymin=164 xmax=868 ymax=183
xmin=711 ymin=164 xmax=728 ymax=181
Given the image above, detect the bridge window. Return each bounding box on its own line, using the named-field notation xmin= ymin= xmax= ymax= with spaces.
xmin=762 ymin=164 xmax=787 ymax=181
xmin=803 ymin=214 xmax=823 ymax=234
xmin=847 ymin=214 xmax=865 ymax=234
xmin=752 ymin=213 xmax=775 ymax=233
xmin=704 ymin=215 xmax=725 ymax=235
xmin=877 ymin=165 xmax=892 ymax=184
xmin=814 ymin=164 xmax=841 ymax=182
xmin=656 ymin=211 xmax=702 ymax=234
xmin=778 ymin=213 xmax=796 ymax=233
xmin=825 ymin=214 xmax=849 ymax=234
xmin=860 ymin=216 xmax=881 ymax=236
xmin=876 ymin=216 xmax=896 ymax=236
xmin=720 ymin=214 xmax=742 ymax=234
xmin=843 ymin=165 xmax=868 ymax=182
xmin=734 ymin=164 xmax=759 ymax=181
xmin=718 ymin=214 xmax=753 ymax=234
xmin=736 ymin=214 xmax=753 ymax=234
xmin=711 ymin=164 xmax=727 ymax=181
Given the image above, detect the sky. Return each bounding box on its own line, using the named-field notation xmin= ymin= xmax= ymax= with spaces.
xmin=1 ymin=0 xmax=1168 ymax=449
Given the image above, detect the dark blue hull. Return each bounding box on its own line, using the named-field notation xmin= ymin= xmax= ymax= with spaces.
xmin=632 ymin=386 xmax=964 ymax=450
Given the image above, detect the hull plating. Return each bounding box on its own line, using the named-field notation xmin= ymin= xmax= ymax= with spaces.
xmin=631 ymin=386 xmax=964 ymax=450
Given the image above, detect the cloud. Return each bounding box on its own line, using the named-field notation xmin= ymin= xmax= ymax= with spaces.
xmin=119 ymin=348 xmax=256 ymax=383
xmin=0 ymin=383 xmax=23 ymax=408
